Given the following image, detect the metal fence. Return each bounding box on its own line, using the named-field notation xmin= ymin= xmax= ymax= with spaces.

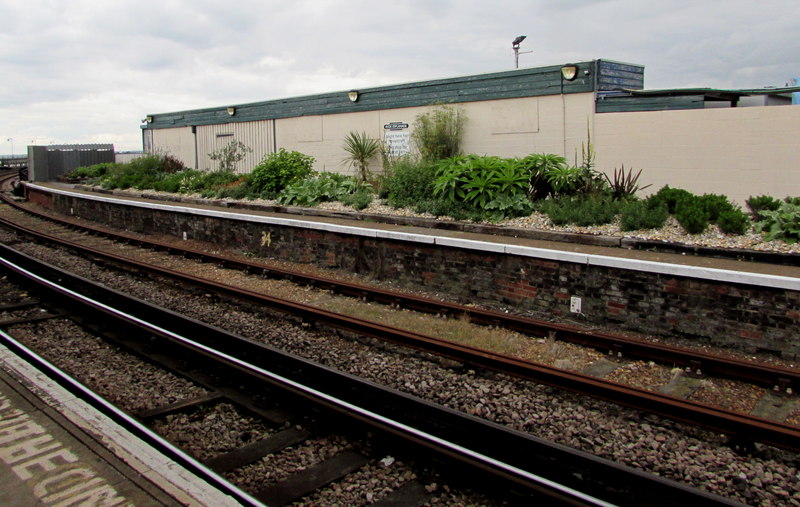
xmin=28 ymin=144 xmax=115 ymax=181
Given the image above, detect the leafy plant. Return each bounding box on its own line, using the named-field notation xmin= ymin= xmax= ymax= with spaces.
xmin=342 ymin=131 xmax=383 ymax=182
xmin=251 ymin=148 xmax=315 ymax=197
xmin=209 ymin=140 xmax=252 ymax=172
xmin=485 ymin=194 xmax=534 ymax=222
xmin=604 ymin=165 xmax=651 ymax=201
xmin=277 ymin=172 xmax=366 ymax=207
xmin=544 ymin=165 xmax=583 ymax=197
xmin=516 ymin=154 xmax=565 ymax=200
xmin=411 ymin=104 xmax=466 ymax=162
xmin=755 ymin=202 xmax=800 ymax=243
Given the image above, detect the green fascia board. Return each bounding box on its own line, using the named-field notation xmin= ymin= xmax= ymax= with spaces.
xmin=596 ymin=94 xmax=705 ymax=113
xmin=143 ymin=61 xmax=598 ymax=130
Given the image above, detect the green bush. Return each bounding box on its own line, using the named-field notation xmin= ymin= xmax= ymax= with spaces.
xmin=755 ymin=202 xmax=800 ymax=243
xmin=67 ymin=162 xmax=117 ymax=179
xmin=100 ymin=155 xmax=165 ymax=190
xmin=380 ymin=157 xmax=437 ymax=208
xmin=339 ymin=187 xmax=374 ymax=210
xmin=250 ymin=149 xmax=315 ymax=197
xmin=541 ymin=196 xmax=619 ymax=227
xmin=746 ymin=195 xmax=781 ymax=218
xmin=411 ymin=104 xmax=466 ymax=161
xmin=619 ymin=200 xmax=669 ymax=231
xmin=215 ymin=179 xmax=254 ymax=200
xmin=717 ymin=207 xmax=751 ymax=235
xmin=699 ymin=193 xmax=734 ymax=223
xmin=649 ymin=185 xmax=693 ymax=214
xmin=674 ymin=196 xmax=710 ymax=234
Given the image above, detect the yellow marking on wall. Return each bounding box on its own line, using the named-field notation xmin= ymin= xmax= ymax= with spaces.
xmin=261 ymin=231 xmax=272 ymax=248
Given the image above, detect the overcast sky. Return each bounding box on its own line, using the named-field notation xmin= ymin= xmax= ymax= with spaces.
xmin=1 ymin=0 xmax=798 ymax=154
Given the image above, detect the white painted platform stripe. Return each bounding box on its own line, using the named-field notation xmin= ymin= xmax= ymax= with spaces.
xmin=31 ymin=184 xmax=800 ymax=291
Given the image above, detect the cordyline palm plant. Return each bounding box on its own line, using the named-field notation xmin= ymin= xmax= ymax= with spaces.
xmin=342 ymin=131 xmax=383 ymax=182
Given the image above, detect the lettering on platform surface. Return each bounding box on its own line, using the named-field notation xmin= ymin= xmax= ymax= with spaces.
xmin=0 ymin=393 xmax=130 ymax=506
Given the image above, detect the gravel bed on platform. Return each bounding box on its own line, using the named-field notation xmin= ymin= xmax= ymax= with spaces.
xmin=87 ymin=186 xmax=800 ymax=254
xmin=6 ymin=235 xmax=799 ymax=506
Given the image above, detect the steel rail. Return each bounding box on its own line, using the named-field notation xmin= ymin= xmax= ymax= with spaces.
xmin=1 ymin=191 xmax=798 ymax=395
xmin=0 ymin=228 xmax=798 ymax=459
xmin=0 ymin=245 xmax=741 ymax=506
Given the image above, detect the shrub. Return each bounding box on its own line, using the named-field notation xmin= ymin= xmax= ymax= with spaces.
xmin=649 ymin=185 xmax=693 ymax=214
xmin=698 ymin=193 xmax=734 ymax=223
xmin=250 ymin=149 xmax=315 ymax=197
xmin=674 ymin=196 xmax=710 ymax=234
xmin=717 ymin=207 xmax=751 ymax=235
xmin=208 ymin=140 xmax=252 ymax=172
xmin=380 ymin=157 xmax=437 ymax=208
xmin=755 ymin=202 xmax=800 ymax=243
xmin=339 ymin=187 xmax=374 ymax=210
xmin=619 ymin=200 xmax=669 ymax=231
xmin=541 ymin=196 xmax=619 ymax=227
xmin=67 ymin=163 xmax=117 ymax=179
xmin=411 ymin=104 xmax=466 ymax=161
xmin=100 ymin=154 xmax=164 ymax=189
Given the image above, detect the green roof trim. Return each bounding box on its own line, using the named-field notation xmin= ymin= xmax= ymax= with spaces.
xmin=144 ymin=60 xmax=645 ymax=130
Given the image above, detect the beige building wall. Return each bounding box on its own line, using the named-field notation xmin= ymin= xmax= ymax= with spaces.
xmin=273 ymin=93 xmax=597 ymax=175
xmin=594 ymin=106 xmax=800 ymax=205
xmin=195 ymin=120 xmax=275 ymax=173
xmin=151 ymin=127 xmax=196 ymax=168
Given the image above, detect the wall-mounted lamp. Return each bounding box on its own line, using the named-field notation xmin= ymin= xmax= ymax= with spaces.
xmin=561 ymin=64 xmax=579 ymax=81
xmin=227 ymin=107 xmax=236 ymax=116
xmin=145 ymin=116 xmax=153 ymax=123
xmin=348 ymin=90 xmax=359 ymax=103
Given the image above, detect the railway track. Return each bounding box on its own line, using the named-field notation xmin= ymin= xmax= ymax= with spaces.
xmin=0 ymin=242 xmax=739 ymax=505
xmin=1 ymin=184 xmax=799 ymax=455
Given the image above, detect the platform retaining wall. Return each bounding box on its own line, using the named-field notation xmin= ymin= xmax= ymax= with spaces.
xmin=25 ymin=186 xmax=800 ymax=358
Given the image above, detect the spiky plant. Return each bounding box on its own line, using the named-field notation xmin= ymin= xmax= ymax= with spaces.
xmin=342 ymin=131 xmax=383 ymax=182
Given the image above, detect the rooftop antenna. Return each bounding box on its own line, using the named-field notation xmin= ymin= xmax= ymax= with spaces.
xmin=512 ymin=35 xmax=531 ymax=68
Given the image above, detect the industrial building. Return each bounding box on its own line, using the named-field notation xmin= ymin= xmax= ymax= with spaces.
xmin=141 ymin=60 xmax=800 ymax=205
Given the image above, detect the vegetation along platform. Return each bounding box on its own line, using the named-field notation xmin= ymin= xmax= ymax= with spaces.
xmin=23 ymin=182 xmax=800 ymax=359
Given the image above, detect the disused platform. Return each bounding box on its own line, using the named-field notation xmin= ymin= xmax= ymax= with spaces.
xmin=18 ymin=182 xmax=800 ymax=358
xmin=0 ymin=342 xmax=242 ymax=506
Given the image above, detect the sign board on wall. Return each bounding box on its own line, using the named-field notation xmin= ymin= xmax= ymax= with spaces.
xmin=383 ymin=122 xmax=411 ymax=157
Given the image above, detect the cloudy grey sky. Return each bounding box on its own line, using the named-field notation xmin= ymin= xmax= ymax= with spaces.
xmin=1 ymin=0 xmax=798 ymax=154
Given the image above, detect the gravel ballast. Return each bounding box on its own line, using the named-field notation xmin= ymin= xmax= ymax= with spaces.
xmin=3 ymin=227 xmax=798 ymax=506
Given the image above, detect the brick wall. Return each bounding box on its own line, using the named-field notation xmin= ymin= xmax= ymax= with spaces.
xmin=39 ymin=188 xmax=800 ymax=358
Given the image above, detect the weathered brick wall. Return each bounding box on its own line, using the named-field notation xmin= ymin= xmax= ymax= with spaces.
xmin=37 ymin=188 xmax=800 ymax=358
